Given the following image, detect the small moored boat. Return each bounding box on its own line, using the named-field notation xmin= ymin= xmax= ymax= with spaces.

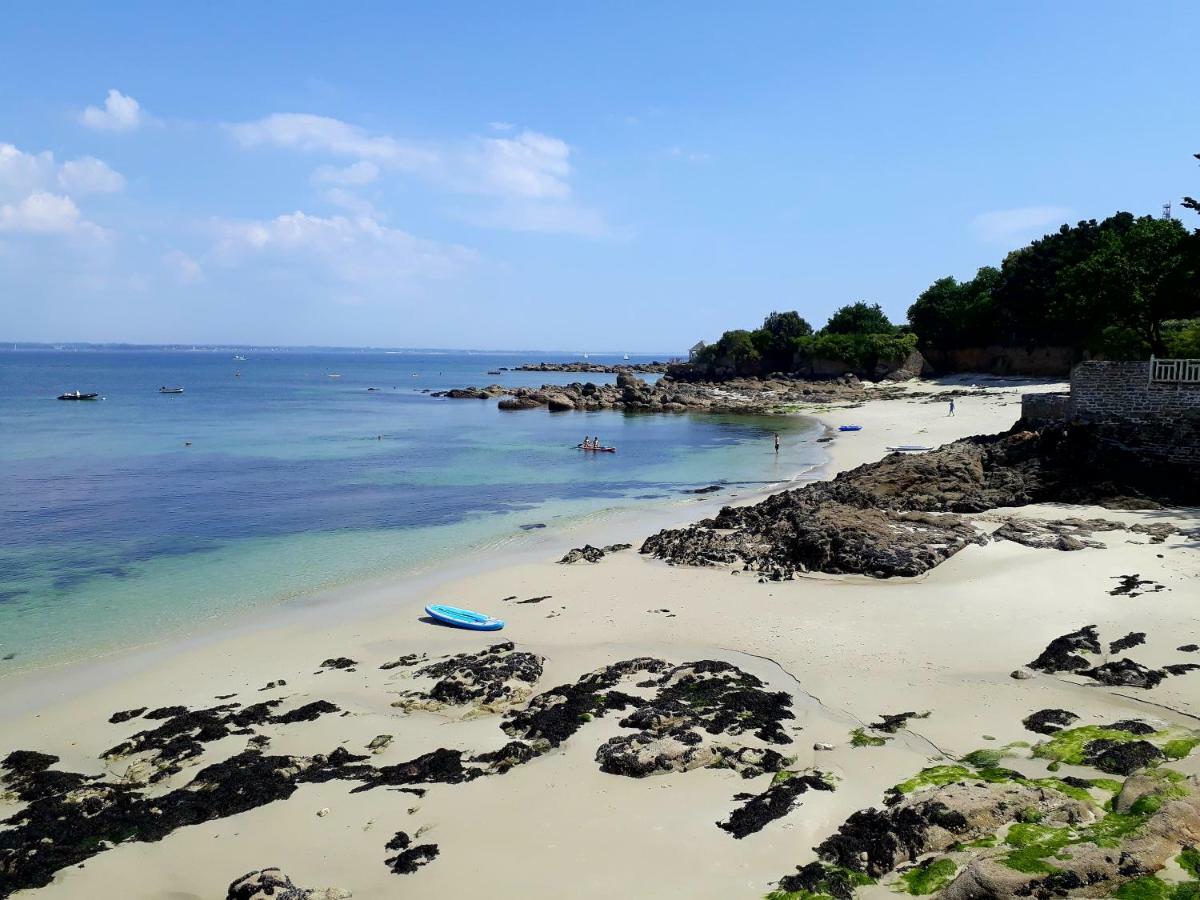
xmin=887 ymin=445 xmax=932 ymax=452
xmin=424 ymin=604 xmax=505 ymax=632
xmin=57 ymin=391 xmax=98 ymax=401
xmin=158 ymin=386 xmax=184 ymax=394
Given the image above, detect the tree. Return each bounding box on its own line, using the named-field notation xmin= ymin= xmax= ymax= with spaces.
xmin=753 ymin=310 xmax=813 ymax=372
xmin=823 ymin=301 xmax=895 ymax=335
xmin=1061 ymin=216 xmax=1198 ymax=355
xmin=907 ymin=268 xmax=999 ymax=352
xmin=1184 ymin=152 xmax=1199 ymax=217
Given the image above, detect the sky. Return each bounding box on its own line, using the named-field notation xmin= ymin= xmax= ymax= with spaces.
xmin=1 ymin=2 xmax=1197 ymax=352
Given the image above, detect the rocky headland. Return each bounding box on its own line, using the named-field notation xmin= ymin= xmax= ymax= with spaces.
xmin=641 ymin=423 xmax=1198 ymax=580
xmin=435 ymin=371 xmax=890 ymax=413
xmin=513 ymin=361 xmax=672 ymax=374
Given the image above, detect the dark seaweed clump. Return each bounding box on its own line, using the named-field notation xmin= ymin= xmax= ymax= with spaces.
xmin=1022 ymin=708 xmax=1079 ymax=735
xmin=717 ymin=772 xmax=833 ymax=838
xmin=1109 ymin=632 xmax=1147 ymax=653
xmin=869 ymin=711 xmax=926 ymax=734
xmin=1080 ymin=659 xmax=1166 ymax=690
xmin=776 ymin=861 xmax=862 ymax=900
xmin=108 ymin=707 xmax=147 ymax=724
xmin=384 ymin=831 xmax=440 ymax=874
xmin=1082 ymin=739 xmax=1164 ymax=775
xmin=102 ymin=699 xmax=340 ymax=779
xmin=1028 ymin=625 xmax=1101 ymax=673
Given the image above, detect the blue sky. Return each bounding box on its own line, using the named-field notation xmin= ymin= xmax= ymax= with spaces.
xmin=1 ymin=2 xmax=1196 ymax=351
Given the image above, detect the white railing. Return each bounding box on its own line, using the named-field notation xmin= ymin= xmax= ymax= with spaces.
xmin=1149 ymin=356 xmax=1200 ymax=385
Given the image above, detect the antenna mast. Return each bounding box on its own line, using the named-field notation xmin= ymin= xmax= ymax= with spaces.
xmin=1162 ymin=201 xmax=1172 ymax=220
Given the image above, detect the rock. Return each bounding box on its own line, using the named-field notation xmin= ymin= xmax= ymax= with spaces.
xmin=318 ymin=657 xmax=357 ymax=671
xmin=227 ymin=868 xmax=322 ymax=900
xmin=1179 ymin=644 xmax=1199 ymax=653
xmin=544 ymin=393 xmax=576 ymax=412
xmin=1022 ymin=708 xmax=1079 ymax=735
xmin=558 ymin=543 xmax=632 ymax=564
xmin=316 ymin=807 xmax=330 ymax=817
xmin=1010 ymin=669 xmax=1033 ymax=680
xmin=497 ymin=396 xmax=541 ymax=411
xmin=813 ymin=742 xmax=835 ymax=751
xmin=390 ymin=643 xmax=544 ymax=714
xmin=367 ymin=735 xmax=393 ymax=753
xmin=1080 ymin=658 xmax=1166 ymax=689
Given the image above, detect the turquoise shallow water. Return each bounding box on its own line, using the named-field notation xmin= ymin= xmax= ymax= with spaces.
xmin=0 ymin=349 xmax=824 ymax=670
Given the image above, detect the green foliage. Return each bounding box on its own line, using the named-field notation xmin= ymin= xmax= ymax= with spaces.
xmin=1180 ymin=847 xmax=1200 ymax=879
xmin=823 ymin=301 xmax=895 ymax=335
xmin=849 ymin=727 xmax=888 ymax=747
xmin=908 ymin=213 xmax=1200 ymax=359
xmin=1163 ymin=319 xmax=1200 ymax=357
xmin=897 ymin=857 xmax=957 ymax=894
xmin=692 ymin=310 xmax=915 ymax=379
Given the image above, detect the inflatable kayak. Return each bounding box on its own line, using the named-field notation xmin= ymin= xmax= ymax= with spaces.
xmin=425 ymin=604 xmax=505 ymax=631
xmin=838 ymin=425 xmax=862 ymax=432
xmin=577 ymin=445 xmax=616 ymax=453
xmin=887 ymin=445 xmax=932 ymax=452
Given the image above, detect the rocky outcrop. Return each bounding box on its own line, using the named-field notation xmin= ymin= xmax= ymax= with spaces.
xmin=558 ymin=543 xmax=632 ymax=564
xmin=642 ymin=426 xmax=1195 ymax=580
xmin=227 ymin=868 xmax=350 ymax=900
xmin=515 ymin=361 xmax=670 ymax=374
xmin=389 ymin=642 xmax=544 ymax=715
xmin=440 ymin=373 xmax=888 ymax=414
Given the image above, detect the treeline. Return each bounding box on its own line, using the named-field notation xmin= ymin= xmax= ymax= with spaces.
xmin=910 ymin=212 xmax=1200 ymax=359
xmin=692 ymin=207 xmax=1200 ymax=379
xmin=691 ymin=304 xmax=918 ymax=379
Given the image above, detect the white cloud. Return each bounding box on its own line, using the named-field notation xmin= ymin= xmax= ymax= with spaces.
xmin=163 ymin=249 xmax=204 ymax=284
xmin=311 ymin=160 xmax=380 ymax=186
xmin=489 ymin=121 xmax=515 ymax=132
xmin=0 ymin=144 xmax=56 ymax=199
xmin=464 ymin=130 xmax=571 ymax=199
xmin=971 ymin=206 xmax=1072 ymax=245
xmin=227 ymin=112 xmax=611 ymax=236
xmin=80 ymin=89 xmax=143 ymax=131
xmin=227 ymin=113 xmax=438 ymax=172
xmin=0 ymin=192 xmax=91 ymax=235
xmin=58 ymin=157 xmax=126 ymax=194
xmin=212 ymin=209 xmax=477 ymax=289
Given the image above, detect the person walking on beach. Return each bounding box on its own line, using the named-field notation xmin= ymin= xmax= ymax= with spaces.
xmin=948 ymin=398 xmax=956 ymax=417
xmin=773 ymin=432 xmax=780 ymax=454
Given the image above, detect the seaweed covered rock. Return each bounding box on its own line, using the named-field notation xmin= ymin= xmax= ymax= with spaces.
xmin=814 ymin=780 xmax=1091 ymax=879
xmin=391 ymin=642 xmax=544 ymax=714
xmin=1081 ymin=658 xmax=1167 ymax=690
xmin=1028 ymin=625 xmax=1101 ymax=674
xmin=226 ymin=868 xmax=349 ymax=900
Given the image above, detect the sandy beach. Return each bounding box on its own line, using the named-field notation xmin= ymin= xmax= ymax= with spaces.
xmin=3 ymin=377 xmax=1198 ymax=900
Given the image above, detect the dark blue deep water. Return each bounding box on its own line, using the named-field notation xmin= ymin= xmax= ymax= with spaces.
xmin=0 ymin=349 xmax=823 ymax=667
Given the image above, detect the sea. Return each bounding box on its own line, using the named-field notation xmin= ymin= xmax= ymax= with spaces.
xmin=0 ymin=348 xmax=825 ymax=671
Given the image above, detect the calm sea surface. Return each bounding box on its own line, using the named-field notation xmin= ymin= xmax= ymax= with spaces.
xmin=0 ymin=349 xmax=824 ymax=670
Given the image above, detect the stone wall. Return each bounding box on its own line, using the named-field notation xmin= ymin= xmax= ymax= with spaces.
xmin=924 ymin=345 xmax=1077 ymax=376
xmin=1020 ymin=392 xmax=1071 ymax=426
xmin=1067 ymin=361 xmax=1200 ymax=469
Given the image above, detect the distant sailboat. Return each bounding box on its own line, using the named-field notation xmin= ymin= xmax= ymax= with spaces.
xmin=623 ymin=353 xmax=630 ymax=361
xmin=233 ymin=354 xmax=247 ymax=361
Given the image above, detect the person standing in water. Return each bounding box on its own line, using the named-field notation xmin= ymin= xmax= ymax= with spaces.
xmin=948 ymin=398 xmax=956 ymax=417
xmin=773 ymin=432 xmax=780 ymax=453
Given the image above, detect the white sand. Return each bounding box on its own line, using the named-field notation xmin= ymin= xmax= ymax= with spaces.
xmin=3 ymin=376 xmax=1198 ymax=900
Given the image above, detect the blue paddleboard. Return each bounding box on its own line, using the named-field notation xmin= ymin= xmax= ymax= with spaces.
xmin=838 ymin=425 xmax=862 ymax=431
xmin=425 ymin=604 xmax=505 ymax=631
